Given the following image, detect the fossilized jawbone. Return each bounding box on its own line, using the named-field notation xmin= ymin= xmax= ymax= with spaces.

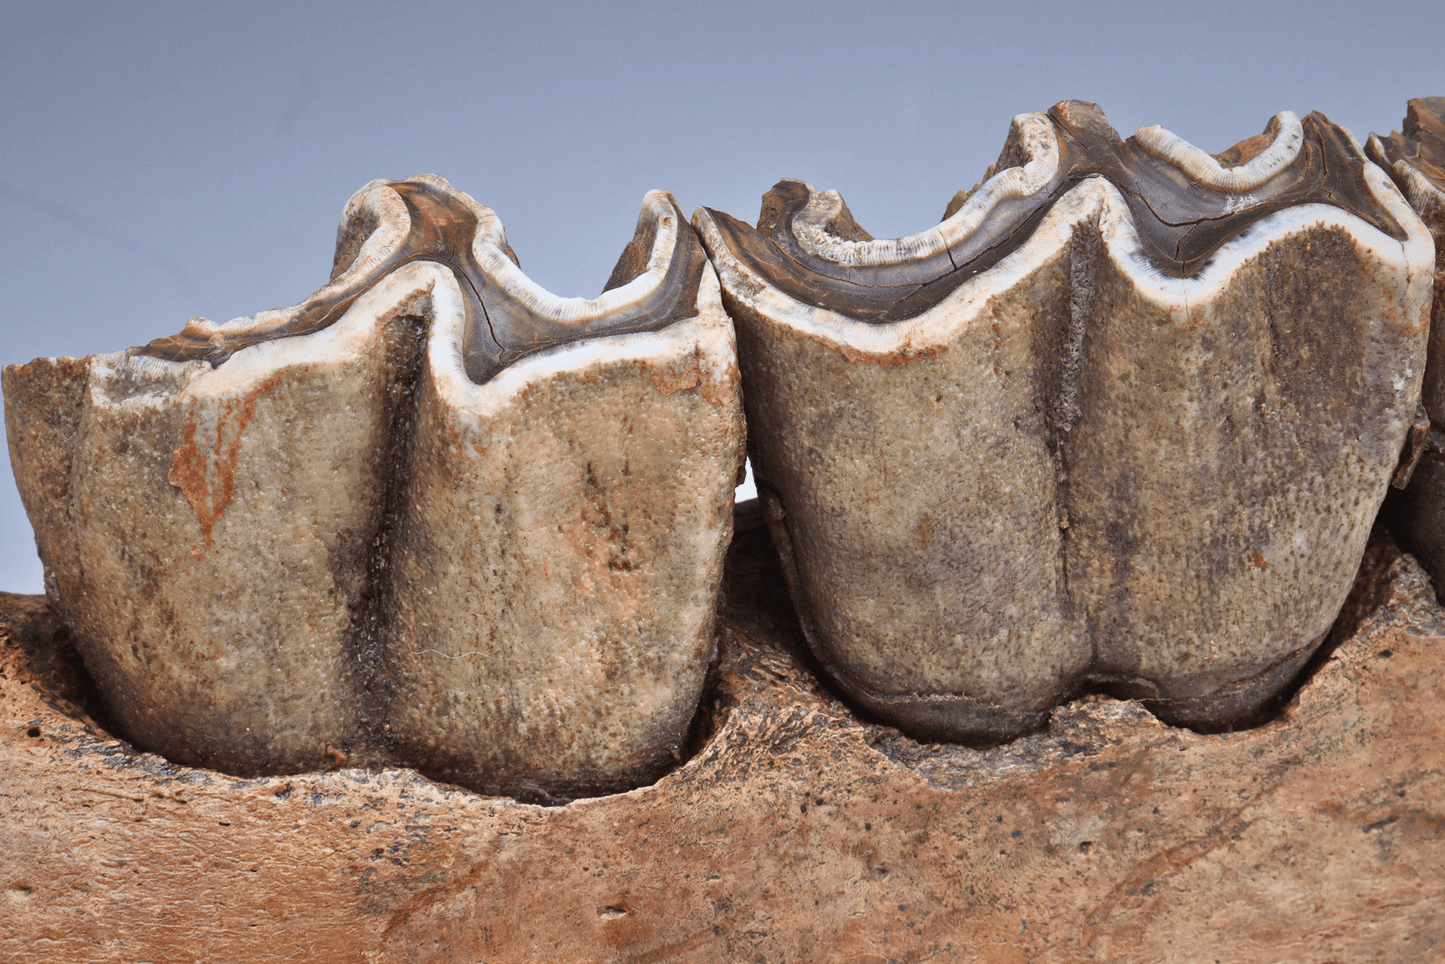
xmin=2 ymin=175 xmax=745 ymax=801
xmin=694 ymin=101 xmax=1434 ymax=743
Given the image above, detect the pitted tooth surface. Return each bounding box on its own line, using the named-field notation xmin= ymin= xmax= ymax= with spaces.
xmin=381 ymin=194 xmax=742 ymax=800
xmin=3 ymin=176 xmax=744 ymax=798
xmin=695 ymin=114 xmax=1085 ymax=741
xmin=3 ymin=263 xmax=430 ymax=775
xmin=695 ymin=102 xmax=1432 ymax=742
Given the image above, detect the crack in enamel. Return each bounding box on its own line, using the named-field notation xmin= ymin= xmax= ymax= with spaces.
xmin=701 ymin=101 xmax=1405 ymax=325
xmin=694 ymin=100 xmax=1435 ymax=744
xmin=138 ymin=175 xmax=705 ymax=384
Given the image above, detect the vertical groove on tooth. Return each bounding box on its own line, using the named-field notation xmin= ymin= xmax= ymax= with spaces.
xmin=344 ymin=314 xmax=428 ymax=748
xmin=1053 ymin=222 xmax=1100 ymax=640
xmin=697 ymin=100 xmax=1432 ymax=743
xmin=2 ymin=176 xmax=744 ymax=800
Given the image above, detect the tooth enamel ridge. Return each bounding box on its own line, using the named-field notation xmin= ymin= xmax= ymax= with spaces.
xmin=701 ymin=103 xmax=1410 ymax=335
xmin=694 ymin=100 xmax=1433 ymax=742
xmin=3 ymin=175 xmax=744 ymax=799
xmin=141 ymin=175 xmax=707 ymax=385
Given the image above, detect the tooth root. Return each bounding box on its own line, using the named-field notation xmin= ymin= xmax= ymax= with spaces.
xmin=1368 ymin=98 xmax=1445 ymax=597
xmin=695 ymin=101 xmax=1432 ymax=742
xmin=2 ymin=176 xmax=744 ymax=797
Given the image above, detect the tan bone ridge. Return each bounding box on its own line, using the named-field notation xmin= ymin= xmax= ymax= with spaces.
xmin=2 ymin=99 xmax=1440 ymax=803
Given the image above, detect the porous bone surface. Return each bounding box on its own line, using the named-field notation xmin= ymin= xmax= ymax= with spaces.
xmin=0 ymin=524 xmax=1441 ymax=962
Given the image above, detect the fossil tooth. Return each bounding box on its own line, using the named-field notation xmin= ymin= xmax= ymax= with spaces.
xmin=3 ymin=175 xmax=744 ymax=798
xmin=1368 ymin=98 xmax=1445 ymax=593
xmin=694 ymin=101 xmax=1433 ymax=742
xmin=140 ymin=175 xmax=706 ymax=384
xmin=377 ymin=198 xmax=742 ymax=798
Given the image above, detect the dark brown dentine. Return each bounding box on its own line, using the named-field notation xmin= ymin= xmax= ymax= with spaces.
xmin=137 ymin=179 xmax=706 ymax=383
xmin=702 ymin=100 xmax=1406 ymax=324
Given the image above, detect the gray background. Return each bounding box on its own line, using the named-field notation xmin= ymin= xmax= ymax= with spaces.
xmin=2 ymin=0 xmax=1441 ymax=592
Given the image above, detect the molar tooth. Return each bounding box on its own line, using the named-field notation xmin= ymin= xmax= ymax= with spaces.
xmin=695 ymin=101 xmax=1431 ymax=742
xmin=1368 ymin=98 xmax=1445 ymax=594
xmin=381 ymin=194 xmax=741 ymax=799
xmin=3 ymin=176 xmax=744 ymax=798
xmin=5 ymin=262 xmax=434 ymax=775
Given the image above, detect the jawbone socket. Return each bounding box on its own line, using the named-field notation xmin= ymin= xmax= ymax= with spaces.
xmin=695 ymin=101 xmax=1433 ymax=743
xmin=1370 ymin=99 xmax=1445 ymax=590
xmin=2 ymin=175 xmax=745 ymax=800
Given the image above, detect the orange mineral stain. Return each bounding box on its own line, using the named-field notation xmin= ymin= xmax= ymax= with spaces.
xmin=168 ymin=373 xmax=283 ymax=546
xmin=650 ymin=356 xmax=702 ymax=396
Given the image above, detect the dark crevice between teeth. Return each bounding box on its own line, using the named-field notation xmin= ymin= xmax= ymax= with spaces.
xmin=342 ymin=314 xmax=428 ymax=763
xmin=1053 ymin=221 xmax=1098 ymax=655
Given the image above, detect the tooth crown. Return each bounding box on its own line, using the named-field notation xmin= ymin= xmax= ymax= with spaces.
xmin=1369 ymin=99 xmax=1445 ymax=617
xmin=1370 ymin=99 xmax=1445 ymax=423
xmin=695 ymin=101 xmax=1433 ymax=741
xmin=3 ymin=176 xmax=744 ymax=799
xmin=140 ymin=175 xmax=708 ymax=385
